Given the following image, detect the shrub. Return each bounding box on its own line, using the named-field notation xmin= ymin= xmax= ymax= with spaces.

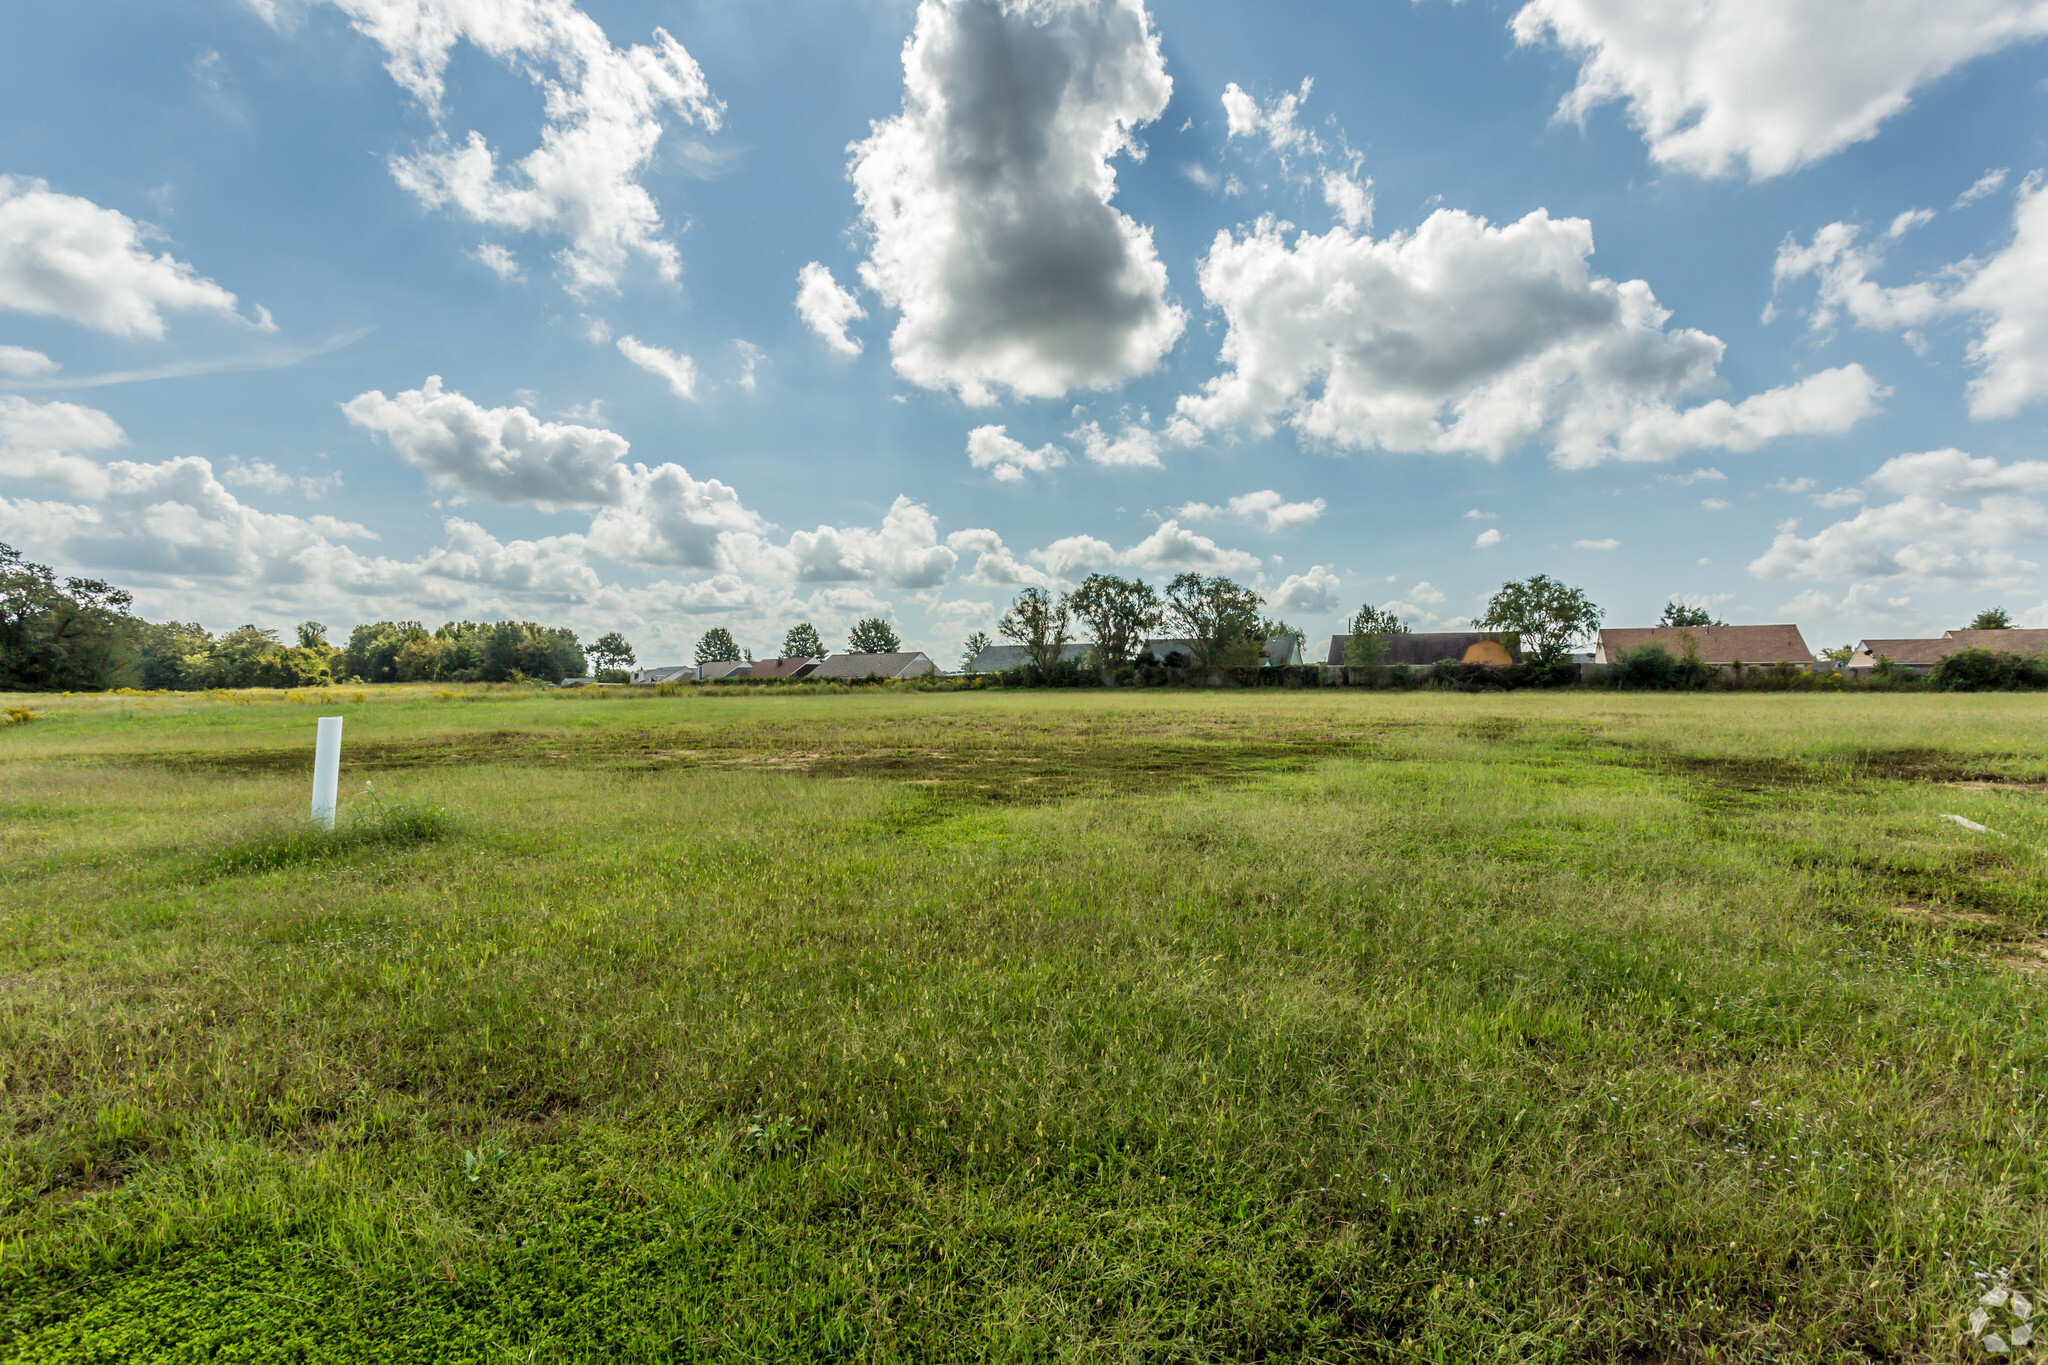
xmin=1931 ymin=648 xmax=2048 ymax=691
xmin=1612 ymin=642 xmax=1710 ymax=690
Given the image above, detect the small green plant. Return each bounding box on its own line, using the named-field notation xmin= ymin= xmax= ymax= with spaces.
xmin=2 ymin=706 xmax=38 ymax=727
xmin=460 ymin=1144 xmax=508 ymax=1185
xmin=743 ymin=1114 xmax=812 ymax=1161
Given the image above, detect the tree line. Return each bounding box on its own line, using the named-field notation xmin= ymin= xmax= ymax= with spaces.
xmin=1 ymin=542 xmax=588 ymax=691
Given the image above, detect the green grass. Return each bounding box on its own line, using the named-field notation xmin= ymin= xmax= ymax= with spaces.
xmin=3 ymin=684 xmax=2047 ymax=1361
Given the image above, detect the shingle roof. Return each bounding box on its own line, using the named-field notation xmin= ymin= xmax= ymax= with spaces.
xmin=968 ymin=642 xmax=1092 ymax=672
xmin=1853 ymin=638 xmax=1957 ymax=665
xmin=1596 ymin=625 xmax=1814 ymax=665
xmin=747 ymin=656 xmax=820 ymax=679
xmin=808 ymin=651 xmax=936 ymax=679
xmin=1942 ymin=628 xmax=2048 ymax=655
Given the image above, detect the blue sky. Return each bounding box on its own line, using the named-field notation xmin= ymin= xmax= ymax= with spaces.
xmin=4 ymin=0 xmax=2047 ymax=665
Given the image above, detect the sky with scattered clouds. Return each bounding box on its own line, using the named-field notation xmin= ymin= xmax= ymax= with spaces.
xmin=5 ymin=0 xmax=2048 ymax=663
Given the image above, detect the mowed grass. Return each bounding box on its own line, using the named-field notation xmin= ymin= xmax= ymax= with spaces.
xmin=3 ymin=686 xmax=2047 ymax=1363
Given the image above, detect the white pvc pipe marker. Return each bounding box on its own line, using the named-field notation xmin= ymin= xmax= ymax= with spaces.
xmin=311 ymin=716 xmax=344 ymax=830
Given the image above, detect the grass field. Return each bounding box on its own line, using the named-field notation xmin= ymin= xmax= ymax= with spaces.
xmin=3 ymin=684 xmax=2047 ymax=1362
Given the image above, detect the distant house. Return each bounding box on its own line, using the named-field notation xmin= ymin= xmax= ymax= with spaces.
xmin=968 ymin=642 xmax=1092 ymax=673
xmin=1849 ymin=628 xmax=2048 ymax=675
xmin=1594 ymin=624 xmax=1815 ymax=667
xmin=628 ymin=664 xmax=693 ymax=685
xmin=696 ymin=660 xmax=750 ymax=681
xmin=1263 ymin=635 xmax=1311 ymax=666
xmin=747 ymin=655 xmax=821 ymax=680
xmin=808 ymin=651 xmax=938 ymax=680
xmin=1322 ymin=631 xmax=1516 ymax=667
xmin=1139 ymin=636 xmax=1305 ymax=667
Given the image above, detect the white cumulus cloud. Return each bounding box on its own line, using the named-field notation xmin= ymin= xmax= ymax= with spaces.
xmin=966 ymin=424 xmax=1066 ymax=482
xmin=0 ymin=394 xmax=129 ymax=495
xmin=1268 ymin=563 xmax=1341 ymax=614
xmin=616 ymin=335 xmax=699 ymax=401
xmin=1511 ymin=0 xmax=2048 ymax=179
xmin=1774 ymin=177 xmax=2048 ymax=418
xmin=784 ymin=495 xmax=959 ymax=588
xmin=1176 ymin=208 xmax=1879 ymax=468
xmin=1119 ymin=519 xmax=1259 ymax=573
xmin=1475 ymin=528 xmax=1503 ymax=547
xmin=1175 ymin=488 xmax=1326 ymax=532
xmin=1574 ymin=537 xmax=1620 ymax=549
xmin=342 ymin=375 xmax=632 ymax=508
xmin=795 ymin=262 xmax=866 ymax=356
xmin=319 ymin=0 xmax=723 ymax=296
xmin=0 ymin=176 xmax=271 ymax=338
xmin=848 ymin=0 xmax=1184 ymax=403
xmin=0 ymin=345 xmax=57 ymax=377
xmin=585 ymin=461 xmax=766 ymax=570
xmin=1070 ymin=418 xmax=1163 ymax=469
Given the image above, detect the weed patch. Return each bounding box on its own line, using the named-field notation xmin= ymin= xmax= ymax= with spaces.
xmin=203 ymin=792 xmax=458 ymax=877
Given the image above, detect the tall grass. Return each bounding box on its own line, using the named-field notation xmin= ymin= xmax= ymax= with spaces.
xmin=1 ymin=687 xmax=2044 ymax=1360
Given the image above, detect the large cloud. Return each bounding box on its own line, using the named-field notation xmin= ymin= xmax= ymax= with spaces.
xmin=1748 ymin=449 xmax=2048 ymax=588
xmin=342 ymin=376 xmax=632 ymax=508
xmin=1512 ymin=0 xmax=2048 ymax=180
xmin=0 ymin=395 xmax=128 ymax=495
xmin=0 ymin=176 xmax=271 ymax=338
xmin=306 ymin=0 xmax=722 ymax=295
xmin=585 ymin=463 xmax=766 ymax=570
xmin=1173 ymin=209 xmax=1881 ymax=468
xmin=848 ymin=0 xmax=1184 ymax=403
xmin=1176 ymin=489 xmax=1326 ymax=532
xmin=966 ymin=424 xmax=1066 ymax=482
xmin=784 ymin=496 xmax=960 ymax=588
xmin=1774 ymin=178 xmax=2048 ymax=418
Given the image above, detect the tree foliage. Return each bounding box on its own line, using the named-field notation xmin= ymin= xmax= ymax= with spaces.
xmin=297 ymin=621 xmax=330 ymax=650
xmin=588 ymin=632 xmax=635 ymax=673
xmin=1970 ymin=607 xmax=2013 ymax=630
xmin=344 ymin=621 xmax=583 ymax=684
xmin=1 ymin=542 xmax=140 ymax=691
xmin=1478 ymin=575 xmax=1602 ymax=665
xmin=695 ymin=628 xmax=742 ymax=665
xmin=958 ymin=630 xmax=991 ymax=673
xmin=1343 ymin=603 xmax=1407 ymax=666
xmin=1164 ymin=573 xmax=1265 ymax=670
xmin=1658 ymin=601 xmax=1722 ymax=628
xmin=999 ymin=588 xmax=1071 ymax=676
xmin=781 ymin=622 xmax=826 ymax=658
xmin=1067 ymin=574 xmax=1162 ymax=671
xmin=847 ymin=618 xmax=902 ymax=654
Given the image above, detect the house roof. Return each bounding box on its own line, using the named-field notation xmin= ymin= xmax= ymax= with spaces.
xmin=747 ymin=656 xmax=819 ymax=679
xmin=630 ymin=664 xmax=692 ymax=684
xmin=968 ymin=642 xmax=1092 ymax=672
xmin=808 ymin=651 xmax=936 ymax=679
xmin=696 ymin=659 xmax=749 ymax=680
xmin=1321 ymin=631 xmax=1517 ymax=666
xmin=1597 ymin=625 xmax=1814 ymax=665
xmin=1853 ymin=638 xmax=1957 ymax=665
xmin=1942 ymin=628 xmax=2048 ymax=654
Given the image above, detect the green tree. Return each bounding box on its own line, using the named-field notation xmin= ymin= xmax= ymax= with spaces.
xmin=137 ymin=621 xmax=216 ymax=689
xmin=1164 ymin=573 xmax=1264 ymax=671
xmin=1067 ymin=573 xmax=1162 ymax=673
xmin=781 ymin=621 xmax=826 ymax=658
xmin=999 ymin=587 xmax=1070 ymax=676
xmin=296 ymin=621 xmax=330 ymax=650
xmin=1478 ymin=574 xmax=1602 ymax=665
xmin=847 ymin=618 xmax=902 ymax=654
xmin=1970 ymin=607 xmax=2013 ymax=630
xmin=958 ymin=630 xmax=992 ymax=673
xmin=1658 ymin=601 xmax=1722 ymax=628
xmin=0 ymin=542 xmax=139 ymax=691
xmin=1343 ymin=603 xmax=1407 ymax=666
xmin=695 ymin=628 xmax=742 ymax=665
xmin=589 ymin=631 xmax=635 ymax=673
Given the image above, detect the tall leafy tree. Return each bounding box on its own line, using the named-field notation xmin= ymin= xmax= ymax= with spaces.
xmin=1479 ymin=575 xmax=1602 ymax=665
xmin=999 ymin=587 xmax=1071 ymax=676
xmin=1343 ymin=603 xmax=1407 ymax=666
xmin=781 ymin=621 xmax=826 ymax=658
xmin=958 ymin=630 xmax=991 ymax=672
xmin=297 ymin=621 xmax=330 ymax=650
xmin=846 ymin=618 xmax=902 ymax=654
xmin=589 ymin=631 xmax=635 ymax=673
xmin=1658 ymin=601 xmax=1722 ymax=628
xmin=0 ymin=542 xmax=138 ymax=691
xmin=695 ymin=628 xmax=742 ymax=664
xmin=1970 ymin=607 xmax=2013 ymax=630
xmin=1164 ymin=573 xmax=1264 ymax=670
xmin=1067 ymin=574 xmax=1162 ymax=673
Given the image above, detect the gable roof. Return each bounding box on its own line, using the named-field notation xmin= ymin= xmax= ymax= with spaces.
xmin=808 ymin=651 xmax=936 ymax=679
xmin=1852 ymin=638 xmax=1956 ymax=665
xmin=629 ymin=664 xmax=692 ymax=684
xmin=1595 ymin=625 xmax=1814 ymax=666
xmin=1942 ymin=628 xmax=2048 ymax=655
xmin=968 ymin=642 xmax=1092 ymax=672
xmin=747 ymin=656 xmax=819 ymax=679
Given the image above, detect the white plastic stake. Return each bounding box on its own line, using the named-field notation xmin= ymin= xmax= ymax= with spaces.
xmin=311 ymin=716 xmax=343 ymax=830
